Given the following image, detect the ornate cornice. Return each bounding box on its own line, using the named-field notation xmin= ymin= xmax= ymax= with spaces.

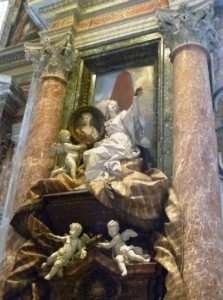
xmin=25 ymin=0 xmax=168 ymax=29
xmin=0 ymin=0 xmax=22 ymax=49
xmin=24 ymin=33 xmax=78 ymax=81
xmin=156 ymin=3 xmax=219 ymax=54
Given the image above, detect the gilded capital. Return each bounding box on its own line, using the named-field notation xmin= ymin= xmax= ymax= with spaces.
xmin=25 ymin=34 xmax=78 ymax=81
xmin=156 ymin=3 xmax=219 ymax=53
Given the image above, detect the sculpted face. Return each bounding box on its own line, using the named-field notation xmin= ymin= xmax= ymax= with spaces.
xmin=69 ymin=223 xmax=82 ymax=237
xmin=107 ymin=101 xmax=119 ymax=117
xmin=107 ymin=220 xmax=119 ymax=237
xmin=60 ymin=130 xmax=71 ymax=143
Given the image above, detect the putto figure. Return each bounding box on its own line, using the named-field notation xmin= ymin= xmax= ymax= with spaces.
xmin=97 ymin=220 xmax=150 ymax=276
xmin=51 ymin=129 xmax=87 ymax=179
xmin=41 ymin=223 xmax=87 ymax=280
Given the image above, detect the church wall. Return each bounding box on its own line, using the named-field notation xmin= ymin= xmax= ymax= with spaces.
xmin=0 ymin=1 xmax=223 ymax=299
xmin=0 ymin=0 xmax=222 ymax=256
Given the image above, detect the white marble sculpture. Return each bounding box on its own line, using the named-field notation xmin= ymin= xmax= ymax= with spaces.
xmin=41 ymin=223 xmax=87 ymax=280
xmin=83 ymin=87 xmax=150 ymax=183
xmin=97 ymin=220 xmax=150 ymax=276
xmin=50 ymin=129 xmax=87 ymax=179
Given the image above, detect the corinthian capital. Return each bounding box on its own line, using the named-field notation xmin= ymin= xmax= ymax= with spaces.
xmin=25 ymin=34 xmax=78 ymax=81
xmin=156 ymin=3 xmax=219 ymax=53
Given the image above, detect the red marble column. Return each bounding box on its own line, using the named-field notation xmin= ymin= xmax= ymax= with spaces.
xmin=0 ymin=78 xmax=65 ymax=297
xmin=172 ymin=44 xmax=223 ymax=299
xmin=0 ymin=35 xmax=75 ymax=297
xmin=14 ymin=77 xmax=67 ymax=209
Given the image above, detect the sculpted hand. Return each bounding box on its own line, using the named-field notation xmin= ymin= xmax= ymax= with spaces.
xmin=135 ymin=87 xmax=143 ymax=96
xmin=134 ymin=87 xmax=143 ymax=96
xmin=80 ymin=248 xmax=87 ymax=259
xmin=80 ymin=143 xmax=87 ymax=151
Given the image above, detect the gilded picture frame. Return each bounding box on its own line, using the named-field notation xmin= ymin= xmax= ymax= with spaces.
xmin=69 ymin=106 xmax=105 ymax=146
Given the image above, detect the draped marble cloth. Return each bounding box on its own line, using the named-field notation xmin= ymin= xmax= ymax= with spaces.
xmin=154 ymin=189 xmax=186 ymax=300
xmin=3 ymin=158 xmax=185 ymax=300
xmin=84 ymin=96 xmax=151 ymax=183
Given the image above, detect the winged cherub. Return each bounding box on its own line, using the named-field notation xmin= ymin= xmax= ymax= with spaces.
xmin=97 ymin=220 xmax=150 ymax=276
xmin=41 ymin=223 xmax=87 ymax=280
xmin=50 ymin=129 xmax=87 ymax=179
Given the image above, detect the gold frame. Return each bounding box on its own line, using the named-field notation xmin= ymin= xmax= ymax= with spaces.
xmin=68 ymin=106 xmax=105 ymax=146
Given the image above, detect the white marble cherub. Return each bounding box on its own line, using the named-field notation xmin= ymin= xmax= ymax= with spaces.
xmin=51 ymin=129 xmax=87 ymax=179
xmin=41 ymin=223 xmax=87 ymax=280
xmin=97 ymin=220 xmax=150 ymax=276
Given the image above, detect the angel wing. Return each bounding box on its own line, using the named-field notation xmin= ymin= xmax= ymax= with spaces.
xmin=51 ymin=143 xmax=64 ymax=155
xmin=121 ymin=229 xmax=138 ymax=241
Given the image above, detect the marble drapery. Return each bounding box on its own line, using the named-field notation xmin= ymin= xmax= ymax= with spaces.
xmin=3 ymin=162 xmax=169 ymax=299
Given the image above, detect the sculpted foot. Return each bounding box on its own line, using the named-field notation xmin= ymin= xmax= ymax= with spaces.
xmin=44 ymin=274 xmax=51 ymax=280
xmin=121 ymin=270 xmax=127 ymax=276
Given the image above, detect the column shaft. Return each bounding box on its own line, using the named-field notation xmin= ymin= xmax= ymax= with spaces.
xmin=15 ymin=77 xmax=67 ymax=209
xmin=172 ymin=44 xmax=223 ymax=299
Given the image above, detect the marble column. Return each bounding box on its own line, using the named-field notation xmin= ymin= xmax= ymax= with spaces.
xmin=0 ymin=35 xmax=77 ymax=297
xmin=157 ymin=4 xmax=223 ymax=300
xmin=14 ymin=34 xmax=77 ymax=209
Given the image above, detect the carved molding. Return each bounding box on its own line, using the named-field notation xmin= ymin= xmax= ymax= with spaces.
xmin=156 ymin=3 xmax=219 ymax=53
xmin=26 ymin=0 xmax=167 ymax=29
xmin=25 ymin=33 xmax=78 ymax=81
xmin=0 ymin=0 xmax=22 ymax=49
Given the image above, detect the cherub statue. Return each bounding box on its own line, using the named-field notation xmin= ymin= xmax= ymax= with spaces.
xmin=41 ymin=223 xmax=87 ymax=280
xmin=51 ymin=129 xmax=87 ymax=179
xmin=97 ymin=220 xmax=150 ymax=276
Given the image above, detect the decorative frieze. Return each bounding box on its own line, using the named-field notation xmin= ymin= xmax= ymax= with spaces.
xmin=25 ymin=34 xmax=78 ymax=81
xmin=26 ymin=0 xmax=168 ymax=30
xmin=156 ymin=3 xmax=219 ymax=53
